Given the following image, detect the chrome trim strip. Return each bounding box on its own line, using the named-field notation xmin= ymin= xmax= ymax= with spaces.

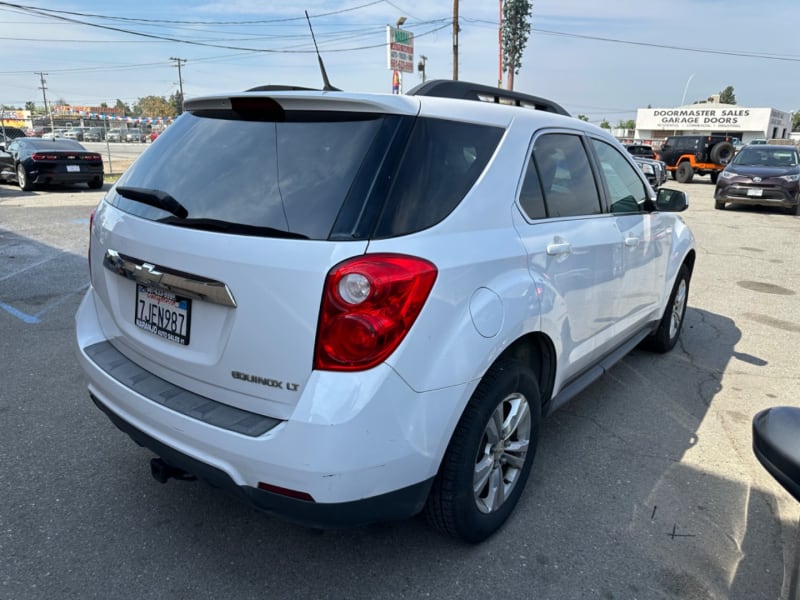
xmin=103 ymin=249 xmax=237 ymax=308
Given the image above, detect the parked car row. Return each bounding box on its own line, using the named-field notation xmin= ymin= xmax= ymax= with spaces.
xmin=10 ymin=125 xmax=157 ymax=143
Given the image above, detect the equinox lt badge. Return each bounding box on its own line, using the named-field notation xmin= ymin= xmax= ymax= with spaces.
xmin=231 ymin=370 xmax=299 ymax=392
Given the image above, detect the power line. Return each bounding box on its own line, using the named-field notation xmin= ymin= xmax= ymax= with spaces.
xmin=0 ymin=2 xmax=450 ymax=55
xmin=0 ymin=0 xmax=387 ymax=25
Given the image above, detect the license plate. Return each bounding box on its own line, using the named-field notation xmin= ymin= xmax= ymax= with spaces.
xmin=135 ymin=284 xmax=191 ymax=345
xmin=747 ymin=188 xmax=763 ymax=197
xmin=66 ymin=165 xmax=80 ymax=172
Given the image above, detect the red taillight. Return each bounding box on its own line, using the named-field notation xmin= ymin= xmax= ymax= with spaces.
xmin=31 ymin=152 xmax=58 ymax=160
xmin=314 ymin=254 xmax=437 ymax=371
xmin=85 ymin=153 xmax=102 ymax=161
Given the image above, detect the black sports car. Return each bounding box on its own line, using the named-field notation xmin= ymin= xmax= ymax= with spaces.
xmin=0 ymin=137 xmax=104 ymax=190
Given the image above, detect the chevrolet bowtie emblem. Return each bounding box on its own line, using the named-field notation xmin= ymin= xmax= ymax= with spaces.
xmin=135 ymin=262 xmax=163 ymax=285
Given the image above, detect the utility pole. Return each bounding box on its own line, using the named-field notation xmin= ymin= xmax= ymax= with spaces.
xmin=36 ymin=71 xmax=55 ymax=134
xmin=452 ymin=0 xmax=459 ymax=80
xmin=170 ymin=57 xmax=187 ymax=113
xmin=498 ymin=0 xmax=503 ymax=88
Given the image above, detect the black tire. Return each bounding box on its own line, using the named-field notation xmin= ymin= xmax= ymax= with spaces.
xmin=714 ymin=198 xmax=725 ymax=210
xmin=710 ymin=171 xmax=719 ymax=185
xmin=16 ymin=163 xmax=33 ymax=191
xmin=710 ymin=142 xmax=735 ymax=165
xmin=425 ymin=357 xmax=541 ymax=543
xmin=641 ymin=264 xmax=690 ymax=353
xmin=87 ymin=178 xmax=103 ymax=190
xmin=676 ymin=162 xmax=694 ymax=183
xmin=670 ymin=170 xmax=678 ymax=181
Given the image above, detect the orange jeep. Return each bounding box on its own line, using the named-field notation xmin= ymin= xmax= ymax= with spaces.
xmin=657 ymin=135 xmax=735 ymax=183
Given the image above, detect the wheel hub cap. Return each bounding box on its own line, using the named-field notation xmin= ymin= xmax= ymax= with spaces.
xmin=473 ymin=393 xmax=532 ymax=514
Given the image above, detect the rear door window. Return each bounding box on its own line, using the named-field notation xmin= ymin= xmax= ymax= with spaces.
xmin=531 ymin=133 xmax=601 ymax=218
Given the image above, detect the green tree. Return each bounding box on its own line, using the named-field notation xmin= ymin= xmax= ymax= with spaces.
xmin=577 ymin=114 xmax=589 ymax=122
xmin=24 ymin=101 xmax=37 ymax=113
xmin=114 ymin=99 xmax=130 ymax=116
xmin=502 ymin=0 xmax=533 ymax=91
xmin=617 ymin=119 xmax=635 ymax=129
xmin=599 ymin=119 xmax=610 ymax=129
xmin=168 ymin=91 xmax=183 ymax=115
xmin=793 ymin=111 xmax=800 ymax=132
xmin=719 ymin=86 xmax=736 ymax=104
xmin=132 ymin=95 xmax=174 ymax=117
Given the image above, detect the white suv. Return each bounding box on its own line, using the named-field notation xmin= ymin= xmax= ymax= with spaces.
xmin=75 ymin=80 xmax=695 ymax=543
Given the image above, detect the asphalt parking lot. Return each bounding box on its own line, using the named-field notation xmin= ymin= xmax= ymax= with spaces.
xmin=1 ymin=177 xmax=799 ymax=600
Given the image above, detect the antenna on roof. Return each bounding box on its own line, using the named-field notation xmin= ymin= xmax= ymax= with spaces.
xmin=305 ymin=10 xmax=340 ymax=92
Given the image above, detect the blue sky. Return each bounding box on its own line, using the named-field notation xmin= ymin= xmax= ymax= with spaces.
xmin=1 ymin=0 xmax=798 ymax=123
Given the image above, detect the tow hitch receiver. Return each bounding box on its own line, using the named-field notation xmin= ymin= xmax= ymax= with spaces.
xmin=150 ymin=457 xmax=197 ymax=483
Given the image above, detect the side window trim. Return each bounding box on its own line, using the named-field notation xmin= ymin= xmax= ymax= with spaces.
xmin=518 ymin=127 xmax=605 ymax=221
xmin=517 ymin=127 xmax=606 ymax=221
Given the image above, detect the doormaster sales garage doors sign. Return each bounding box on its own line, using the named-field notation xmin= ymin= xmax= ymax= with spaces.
xmin=636 ymin=106 xmax=790 ymax=132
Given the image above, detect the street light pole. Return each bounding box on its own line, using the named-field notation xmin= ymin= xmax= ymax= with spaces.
xmin=680 ymin=73 xmax=695 ymax=107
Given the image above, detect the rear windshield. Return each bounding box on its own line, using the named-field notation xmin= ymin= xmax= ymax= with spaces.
xmin=109 ymin=107 xmax=503 ymax=240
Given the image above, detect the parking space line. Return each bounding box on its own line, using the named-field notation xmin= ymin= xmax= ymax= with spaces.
xmin=34 ymin=284 xmax=90 ymax=319
xmin=0 ymin=255 xmax=63 ymax=283
xmin=0 ymin=301 xmax=40 ymax=323
xmin=0 ymin=284 xmax=89 ymax=324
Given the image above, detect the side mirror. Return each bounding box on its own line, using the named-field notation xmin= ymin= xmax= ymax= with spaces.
xmin=753 ymin=407 xmax=800 ymax=502
xmin=656 ymin=188 xmax=688 ymax=212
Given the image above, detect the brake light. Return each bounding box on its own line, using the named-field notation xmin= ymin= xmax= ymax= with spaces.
xmin=84 ymin=153 xmax=102 ymax=161
xmin=31 ymin=152 xmax=58 ymax=160
xmin=314 ymin=254 xmax=437 ymax=371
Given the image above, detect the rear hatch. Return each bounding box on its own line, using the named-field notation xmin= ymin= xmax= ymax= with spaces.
xmin=89 ymin=93 xmax=422 ymax=419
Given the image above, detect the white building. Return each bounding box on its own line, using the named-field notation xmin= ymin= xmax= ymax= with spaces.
xmin=634 ymin=102 xmax=792 ymax=146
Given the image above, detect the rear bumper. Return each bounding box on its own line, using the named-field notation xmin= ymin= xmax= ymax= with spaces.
xmin=75 ymin=290 xmax=466 ymax=527
xmin=92 ymin=392 xmax=433 ymax=528
xmin=31 ymin=169 xmax=103 ymax=185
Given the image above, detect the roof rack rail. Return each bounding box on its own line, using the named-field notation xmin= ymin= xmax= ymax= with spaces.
xmin=407 ymin=79 xmax=570 ymax=117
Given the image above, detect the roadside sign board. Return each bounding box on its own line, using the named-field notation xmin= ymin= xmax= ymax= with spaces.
xmin=387 ymin=26 xmax=414 ymax=73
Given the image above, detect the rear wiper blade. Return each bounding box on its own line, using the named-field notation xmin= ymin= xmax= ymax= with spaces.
xmin=116 ymin=186 xmax=188 ymax=219
xmin=157 ymin=216 xmax=309 ymax=240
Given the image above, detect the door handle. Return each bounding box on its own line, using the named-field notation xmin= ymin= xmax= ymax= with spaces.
xmin=624 ymin=236 xmax=641 ymax=247
xmin=546 ymin=242 xmax=572 ymax=256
